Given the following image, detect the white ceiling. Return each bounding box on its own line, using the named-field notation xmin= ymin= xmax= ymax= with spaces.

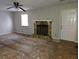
xmin=0 ymin=0 xmax=77 ymax=11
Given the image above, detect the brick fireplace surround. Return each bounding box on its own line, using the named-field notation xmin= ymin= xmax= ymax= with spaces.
xmin=33 ymin=20 xmax=52 ymax=39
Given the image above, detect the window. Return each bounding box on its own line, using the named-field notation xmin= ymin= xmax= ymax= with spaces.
xmin=21 ymin=14 xmax=28 ymax=26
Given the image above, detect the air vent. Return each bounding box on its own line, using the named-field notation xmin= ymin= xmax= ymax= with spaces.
xmin=60 ymin=0 xmax=64 ymax=1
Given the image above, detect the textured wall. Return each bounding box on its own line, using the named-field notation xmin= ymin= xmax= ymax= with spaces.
xmin=0 ymin=11 xmax=13 ymax=35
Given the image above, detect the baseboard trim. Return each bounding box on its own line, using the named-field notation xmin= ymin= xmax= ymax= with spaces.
xmin=60 ymin=39 xmax=78 ymax=43
xmin=53 ymin=37 xmax=78 ymax=43
xmin=0 ymin=32 xmax=12 ymax=36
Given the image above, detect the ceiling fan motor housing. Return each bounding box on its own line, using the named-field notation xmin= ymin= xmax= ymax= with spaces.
xmin=13 ymin=2 xmax=19 ymax=8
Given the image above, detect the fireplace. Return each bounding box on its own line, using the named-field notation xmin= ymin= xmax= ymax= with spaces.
xmin=33 ymin=20 xmax=52 ymax=38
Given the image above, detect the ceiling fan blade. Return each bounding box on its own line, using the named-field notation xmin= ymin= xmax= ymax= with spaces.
xmin=7 ymin=6 xmax=13 ymax=9
xmin=19 ymin=7 xmax=26 ymax=12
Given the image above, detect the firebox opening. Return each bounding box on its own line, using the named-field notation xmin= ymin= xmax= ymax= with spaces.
xmin=36 ymin=25 xmax=48 ymax=36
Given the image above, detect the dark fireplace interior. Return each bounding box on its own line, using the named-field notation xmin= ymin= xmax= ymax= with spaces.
xmin=36 ymin=24 xmax=48 ymax=36
xmin=35 ymin=21 xmax=49 ymax=36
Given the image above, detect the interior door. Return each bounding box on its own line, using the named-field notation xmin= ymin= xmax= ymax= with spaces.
xmin=61 ymin=9 xmax=77 ymax=42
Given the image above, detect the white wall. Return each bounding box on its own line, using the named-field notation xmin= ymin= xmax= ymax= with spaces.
xmin=0 ymin=11 xmax=13 ymax=35
xmin=13 ymin=2 xmax=77 ymax=41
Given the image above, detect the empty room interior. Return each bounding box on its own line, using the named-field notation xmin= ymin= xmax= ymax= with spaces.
xmin=0 ymin=0 xmax=78 ymax=59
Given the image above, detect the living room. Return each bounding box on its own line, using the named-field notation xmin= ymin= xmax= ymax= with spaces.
xmin=0 ymin=0 xmax=78 ymax=59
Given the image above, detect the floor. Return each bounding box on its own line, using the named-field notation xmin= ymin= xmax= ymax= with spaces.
xmin=0 ymin=33 xmax=77 ymax=59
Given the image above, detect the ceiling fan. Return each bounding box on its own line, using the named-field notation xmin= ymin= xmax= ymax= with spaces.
xmin=7 ymin=1 xmax=26 ymax=12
